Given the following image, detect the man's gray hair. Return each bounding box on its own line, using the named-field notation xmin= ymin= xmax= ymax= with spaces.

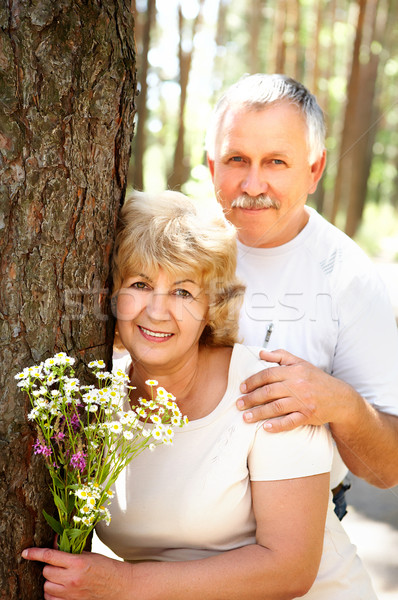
xmin=206 ymin=74 xmax=326 ymax=165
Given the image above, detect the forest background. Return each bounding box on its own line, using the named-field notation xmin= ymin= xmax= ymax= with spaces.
xmin=131 ymin=0 xmax=398 ymax=259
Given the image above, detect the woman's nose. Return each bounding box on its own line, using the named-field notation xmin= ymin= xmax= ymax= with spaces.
xmin=146 ymin=291 xmax=170 ymax=321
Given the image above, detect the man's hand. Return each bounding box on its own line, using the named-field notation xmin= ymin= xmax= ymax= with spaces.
xmin=237 ymin=349 xmax=359 ymax=432
xmin=22 ymin=547 xmax=130 ymax=600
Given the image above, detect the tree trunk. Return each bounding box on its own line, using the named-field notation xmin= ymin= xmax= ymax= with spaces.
xmin=289 ymin=0 xmax=303 ymax=81
xmin=310 ymin=0 xmax=323 ymax=97
xmin=248 ymin=0 xmax=263 ymax=74
xmin=345 ymin=0 xmax=386 ymax=237
xmin=273 ymin=0 xmax=287 ymax=73
xmin=167 ymin=0 xmax=205 ymax=191
xmin=0 ymin=1 xmax=136 ymax=598
xmin=131 ymin=0 xmax=156 ymax=191
xmin=313 ymin=0 xmax=337 ymax=216
xmin=210 ymin=0 xmax=229 ymax=106
xmin=330 ymin=0 xmax=367 ymax=225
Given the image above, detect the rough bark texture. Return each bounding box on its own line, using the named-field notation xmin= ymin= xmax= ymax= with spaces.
xmin=0 ymin=1 xmax=136 ymax=598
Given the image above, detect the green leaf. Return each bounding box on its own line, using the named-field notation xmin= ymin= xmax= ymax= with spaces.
xmin=67 ymin=492 xmax=76 ymax=515
xmin=99 ymin=464 xmax=110 ymax=483
xmin=65 ymin=528 xmax=86 ymax=540
xmin=52 ymin=474 xmax=65 ymax=490
xmin=59 ymin=530 xmax=71 ymax=553
xmin=53 ymin=493 xmax=67 ymax=515
xmin=42 ymin=510 xmax=63 ymax=536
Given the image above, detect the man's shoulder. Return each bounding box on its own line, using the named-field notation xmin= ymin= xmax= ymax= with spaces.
xmin=307 ymin=210 xmax=388 ymax=314
xmin=305 ymin=208 xmax=375 ymax=279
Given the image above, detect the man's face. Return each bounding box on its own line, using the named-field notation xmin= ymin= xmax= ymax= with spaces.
xmin=208 ymin=101 xmax=325 ymax=248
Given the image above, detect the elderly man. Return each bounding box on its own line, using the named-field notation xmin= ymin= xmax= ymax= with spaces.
xmin=206 ymin=74 xmax=398 ymax=518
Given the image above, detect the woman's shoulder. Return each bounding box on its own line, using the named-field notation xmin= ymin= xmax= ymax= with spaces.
xmin=112 ymin=350 xmax=131 ymax=374
xmin=231 ymin=343 xmax=277 ymax=380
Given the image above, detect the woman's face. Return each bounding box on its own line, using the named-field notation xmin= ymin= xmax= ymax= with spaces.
xmin=116 ymin=267 xmax=209 ymax=372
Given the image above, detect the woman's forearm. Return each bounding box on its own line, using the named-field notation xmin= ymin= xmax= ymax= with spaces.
xmin=127 ymin=543 xmax=319 ymax=600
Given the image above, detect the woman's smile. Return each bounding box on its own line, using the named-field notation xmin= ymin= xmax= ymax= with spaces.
xmin=138 ymin=325 xmax=174 ymax=342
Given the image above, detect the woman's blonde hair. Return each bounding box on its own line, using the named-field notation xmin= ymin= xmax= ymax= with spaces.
xmin=112 ymin=190 xmax=245 ymax=347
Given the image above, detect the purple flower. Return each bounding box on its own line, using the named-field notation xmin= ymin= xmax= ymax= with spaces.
xmin=70 ymin=451 xmax=86 ymax=473
xmin=69 ymin=413 xmax=81 ymax=431
xmin=33 ymin=439 xmax=52 ymax=457
xmin=61 ymin=412 xmax=81 ymax=432
xmin=52 ymin=431 xmax=66 ymax=443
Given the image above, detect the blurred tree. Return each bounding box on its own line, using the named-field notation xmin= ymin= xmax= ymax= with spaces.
xmin=273 ymin=0 xmax=287 ymax=72
xmin=131 ymin=0 xmax=157 ymax=190
xmin=310 ymin=0 xmax=323 ymax=95
xmin=344 ymin=0 xmax=389 ymax=236
xmin=248 ymin=0 xmax=265 ymax=74
xmin=289 ymin=0 xmax=303 ymax=80
xmin=331 ymin=0 xmax=390 ymax=237
xmin=0 ymin=1 xmax=136 ymax=597
xmin=211 ymin=0 xmax=229 ymax=98
xmin=331 ymin=0 xmax=368 ymax=225
xmin=168 ymin=0 xmax=205 ymax=191
xmin=313 ymin=0 xmax=337 ymax=215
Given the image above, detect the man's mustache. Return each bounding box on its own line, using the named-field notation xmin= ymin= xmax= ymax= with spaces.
xmin=231 ymin=194 xmax=281 ymax=210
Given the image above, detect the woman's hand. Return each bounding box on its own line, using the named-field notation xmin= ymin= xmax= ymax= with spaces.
xmin=22 ymin=548 xmax=131 ymax=600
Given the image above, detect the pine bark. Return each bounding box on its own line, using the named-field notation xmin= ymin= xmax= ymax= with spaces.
xmin=0 ymin=1 xmax=136 ymax=598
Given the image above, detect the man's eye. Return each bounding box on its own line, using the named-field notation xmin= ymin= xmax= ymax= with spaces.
xmin=230 ymin=156 xmax=243 ymax=162
xmin=272 ymin=159 xmax=285 ymax=165
xmin=174 ymin=289 xmax=193 ymax=299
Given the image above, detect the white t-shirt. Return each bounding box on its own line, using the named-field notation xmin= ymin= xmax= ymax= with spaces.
xmin=97 ymin=344 xmax=376 ymax=599
xmin=237 ymin=207 xmax=398 ymax=486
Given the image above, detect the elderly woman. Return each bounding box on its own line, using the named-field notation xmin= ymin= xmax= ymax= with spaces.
xmin=23 ymin=191 xmax=376 ymax=600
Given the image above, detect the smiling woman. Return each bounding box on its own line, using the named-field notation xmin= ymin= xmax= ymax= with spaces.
xmin=116 ymin=267 xmax=210 ymax=374
xmin=112 ymin=190 xmax=245 ymax=349
xmin=22 ymin=190 xmax=377 ymax=600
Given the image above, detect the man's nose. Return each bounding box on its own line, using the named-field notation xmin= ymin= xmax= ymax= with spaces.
xmin=241 ymin=166 xmax=268 ymax=197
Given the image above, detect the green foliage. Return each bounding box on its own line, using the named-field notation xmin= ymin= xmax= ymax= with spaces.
xmin=354 ymin=202 xmax=398 ymax=259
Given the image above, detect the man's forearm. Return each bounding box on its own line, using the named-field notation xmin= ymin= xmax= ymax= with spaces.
xmin=330 ymin=398 xmax=398 ymax=488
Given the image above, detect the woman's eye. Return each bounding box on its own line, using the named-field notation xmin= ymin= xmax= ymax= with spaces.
xmin=131 ymin=281 xmax=149 ymax=290
xmin=174 ymin=288 xmax=193 ymax=299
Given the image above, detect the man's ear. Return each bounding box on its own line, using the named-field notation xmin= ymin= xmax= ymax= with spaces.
xmin=207 ymin=153 xmax=215 ymax=181
xmin=308 ymin=150 xmax=326 ymax=194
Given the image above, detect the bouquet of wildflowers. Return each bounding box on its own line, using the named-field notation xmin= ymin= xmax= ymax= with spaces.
xmin=16 ymin=352 xmax=187 ymax=554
